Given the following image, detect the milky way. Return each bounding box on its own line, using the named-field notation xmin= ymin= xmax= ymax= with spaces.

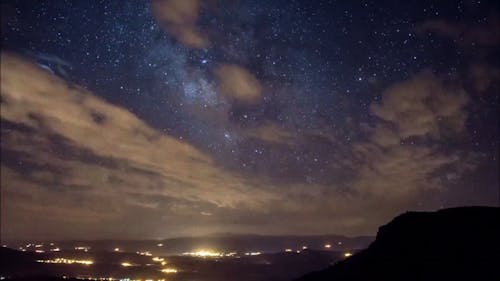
xmin=1 ymin=0 xmax=498 ymax=240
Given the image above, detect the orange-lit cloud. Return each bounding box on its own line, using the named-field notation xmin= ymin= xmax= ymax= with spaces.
xmin=214 ymin=64 xmax=262 ymax=104
xmin=0 ymin=52 xmax=274 ymax=239
xmin=370 ymin=71 xmax=468 ymax=140
xmin=151 ymin=0 xmax=208 ymax=48
xmin=0 ymin=53 xmax=483 ymax=239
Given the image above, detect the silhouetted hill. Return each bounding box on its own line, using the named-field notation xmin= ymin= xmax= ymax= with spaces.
xmin=297 ymin=206 xmax=500 ymax=281
xmin=0 ymin=247 xmax=51 ymax=277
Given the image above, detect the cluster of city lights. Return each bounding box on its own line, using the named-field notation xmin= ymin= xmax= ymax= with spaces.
xmin=75 ymin=277 xmax=168 ymax=281
xmin=37 ymin=258 xmax=94 ymax=265
xmin=244 ymin=252 xmax=261 ymax=256
xmin=151 ymin=257 xmax=167 ymax=266
xmin=160 ymin=268 xmax=178 ymax=274
xmin=120 ymin=262 xmax=138 ymax=267
xmin=136 ymin=251 xmax=152 ymax=256
xmin=182 ymin=250 xmax=224 ymax=257
xmin=75 ymin=246 xmax=91 ymax=252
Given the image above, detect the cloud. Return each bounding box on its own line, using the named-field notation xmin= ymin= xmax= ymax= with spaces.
xmin=370 ymin=71 xmax=468 ymax=140
xmin=415 ymin=17 xmax=500 ymax=47
xmin=0 ymin=52 xmax=275 ymax=239
xmin=351 ymin=71 xmax=476 ymax=201
xmin=151 ymin=0 xmax=208 ymax=48
xmin=0 ymin=53 xmax=484 ymax=239
xmin=214 ymin=64 xmax=262 ymax=104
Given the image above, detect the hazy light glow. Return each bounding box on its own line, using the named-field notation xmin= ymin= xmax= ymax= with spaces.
xmin=74 ymin=246 xmax=90 ymax=252
xmin=37 ymin=258 xmax=94 ymax=265
xmin=137 ymin=251 xmax=152 ymax=256
xmin=182 ymin=250 xmax=224 ymax=258
xmin=161 ymin=268 xmax=178 ymax=274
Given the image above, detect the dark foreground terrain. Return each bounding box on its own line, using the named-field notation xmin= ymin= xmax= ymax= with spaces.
xmin=0 ymin=234 xmax=369 ymax=281
xmin=297 ymin=206 xmax=500 ymax=281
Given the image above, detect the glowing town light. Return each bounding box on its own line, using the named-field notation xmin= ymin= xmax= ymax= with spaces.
xmin=152 ymin=257 xmax=164 ymax=262
xmin=285 ymin=249 xmax=293 ymax=252
xmin=182 ymin=250 xmax=223 ymax=257
xmin=244 ymin=252 xmax=261 ymax=256
xmin=50 ymin=247 xmax=60 ymax=252
xmin=161 ymin=261 xmax=167 ymax=266
xmin=161 ymin=268 xmax=178 ymax=274
xmin=344 ymin=252 xmax=353 ymax=258
xmin=121 ymin=262 xmax=133 ymax=267
xmin=324 ymin=244 xmax=332 ymax=249
xmin=35 ymin=250 xmax=45 ymax=253
xmin=114 ymin=247 xmax=121 ymax=252
xmin=157 ymin=243 xmax=163 ymax=247
xmin=302 ymin=246 xmax=308 ymax=250
xmin=136 ymin=251 xmax=152 ymax=256
xmin=37 ymin=258 xmax=94 ymax=265
xmin=74 ymin=246 xmax=90 ymax=252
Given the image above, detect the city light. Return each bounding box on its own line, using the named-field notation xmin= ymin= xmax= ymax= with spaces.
xmin=182 ymin=250 xmax=223 ymax=258
xmin=121 ymin=262 xmax=136 ymax=267
xmin=136 ymin=251 xmax=152 ymax=256
xmin=324 ymin=244 xmax=332 ymax=248
xmin=344 ymin=252 xmax=353 ymax=258
xmin=75 ymin=246 xmax=90 ymax=252
xmin=160 ymin=268 xmax=178 ymax=274
xmin=37 ymin=258 xmax=94 ymax=265
xmin=244 ymin=252 xmax=261 ymax=256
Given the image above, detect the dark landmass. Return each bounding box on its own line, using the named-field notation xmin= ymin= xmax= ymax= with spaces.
xmin=297 ymin=206 xmax=500 ymax=281
xmin=1 ymin=233 xmax=368 ymax=281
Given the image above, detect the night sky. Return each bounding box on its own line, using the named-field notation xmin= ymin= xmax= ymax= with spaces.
xmin=1 ymin=0 xmax=498 ymax=240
